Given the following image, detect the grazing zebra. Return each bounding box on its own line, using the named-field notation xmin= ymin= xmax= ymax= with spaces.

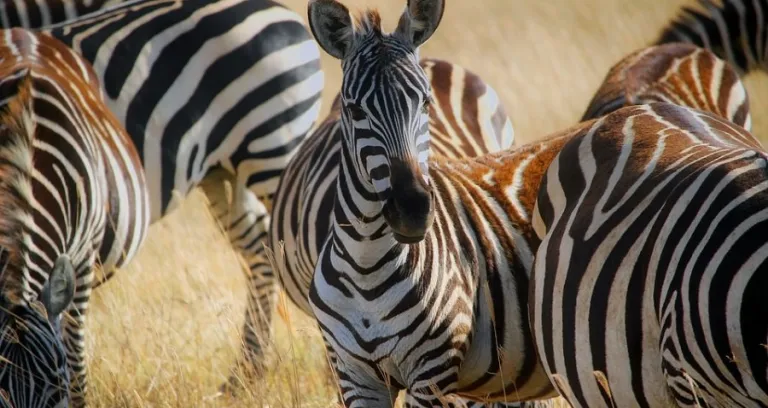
xmin=657 ymin=0 xmax=768 ymax=75
xmin=271 ymin=57 xmax=513 ymax=321
xmin=581 ymin=42 xmax=751 ymax=131
xmin=0 ymin=27 xmax=149 ymax=407
xmin=38 ymin=0 xmax=324 ymax=388
xmin=304 ymin=0 xmax=561 ymax=406
xmin=530 ymin=101 xmax=768 ymax=408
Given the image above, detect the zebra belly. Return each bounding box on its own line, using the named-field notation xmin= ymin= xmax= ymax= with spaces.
xmin=532 ymin=214 xmax=682 ymax=408
xmin=455 ymin=263 xmax=555 ymax=401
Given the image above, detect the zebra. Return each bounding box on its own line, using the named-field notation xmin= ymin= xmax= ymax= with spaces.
xmin=530 ymin=101 xmax=768 ymax=408
xmin=518 ymin=37 xmax=763 ymax=408
xmin=0 ymin=0 xmax=122 ymax=28
xmin=33 ymin=0 xmax=324 ymax=390
xmin=269 ymin=56 xmax=541 ymax=407
xmin=657 ymin=0 xmax=768 ymax=76
xmin=581 ymin=42 xmax=751 ymax=131
xmin=0 ymin=27 xmax=150 ymax=407
xmin=270 ymin=57 xmax=514 ymax=322
xmin=303 ymin=0 xmax=563 ymax=406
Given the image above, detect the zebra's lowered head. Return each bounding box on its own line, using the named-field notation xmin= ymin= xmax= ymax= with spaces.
xmin=308 ymin=0 xmax=444 ymax=244
xmin=0 ymin=255 xmax=75 ymax=408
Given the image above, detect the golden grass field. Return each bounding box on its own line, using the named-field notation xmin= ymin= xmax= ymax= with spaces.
xmin=85 ymin=0 xmax=768 ymax=406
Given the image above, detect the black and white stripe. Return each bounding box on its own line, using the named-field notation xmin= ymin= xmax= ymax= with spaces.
xmin=270 ymin=56 xmax=528 ymax=406
xmin=657 ymin=0 xmax=768 ymax=75
xmin=532 ymin=102 xmax=768 ymax=408
xmin=0 ymin=0 xmax=122 ymax=28
xmin=0 ymin=27 xmax=149 ymax=408
xmin=303 ymin=1 xmax=560 ymax=406
xmin=37 ymin=0 xmax=324 ymax=386
xmin=581 ymin=42 xmax=751 ymax=130
xmin=271 ymin=58 xmax=513 ymax=315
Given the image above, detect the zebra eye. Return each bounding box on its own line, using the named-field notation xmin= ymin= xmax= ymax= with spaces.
xmin=422 ymin=98 xmax=432 ymax=114
xmin=346 ymin=104 xmax=367 ymax=121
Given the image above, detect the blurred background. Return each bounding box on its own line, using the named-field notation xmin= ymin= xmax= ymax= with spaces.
xmin=86 ymin=0 xmax=768 ymax=406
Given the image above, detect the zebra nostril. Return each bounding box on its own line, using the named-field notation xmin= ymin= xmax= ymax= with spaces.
xmin=370 ymin=165 xmax=390 ymax=183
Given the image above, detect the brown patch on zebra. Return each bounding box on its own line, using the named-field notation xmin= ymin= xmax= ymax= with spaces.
xmin=3 ymin=28 xmax=145 ymax=286
xmin=582 ymin=43 xmax=750 ymax=130
xmin=480 ymin=122 xmax=588 ymax=215
xmin=329 ymin=92 xmax=343 ymax=113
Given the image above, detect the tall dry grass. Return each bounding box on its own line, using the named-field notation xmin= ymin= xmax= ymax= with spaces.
xmin=86 ymin=0 xmax=768 ymax=406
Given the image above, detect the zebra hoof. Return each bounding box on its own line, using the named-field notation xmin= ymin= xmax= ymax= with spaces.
xmin=219 ymin=360 xmax=267 ymax=396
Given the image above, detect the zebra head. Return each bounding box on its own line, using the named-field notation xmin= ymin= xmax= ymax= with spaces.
xmin=0 ymin=256 xmax=75 ymax=408
xmin=309 ymin=0 xmax=445 ymax=243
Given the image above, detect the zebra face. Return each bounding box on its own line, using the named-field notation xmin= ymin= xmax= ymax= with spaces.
xmin=341 ymin=74 xmax=435 ymax=243
xmin=309 ymin=0 xmax=445 ymax=243
xmin=0 ymin=256 xmax=75 ymax=408
xmin=0 ymin=300 xmax=70 ymax=408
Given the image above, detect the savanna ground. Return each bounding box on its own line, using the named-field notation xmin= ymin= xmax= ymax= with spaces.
xmin=86 ymin=0 xmax=768 ymax=406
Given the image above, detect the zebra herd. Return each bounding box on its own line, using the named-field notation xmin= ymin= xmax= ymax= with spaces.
xmin=0 ymin=0 xmax=765 ymax=406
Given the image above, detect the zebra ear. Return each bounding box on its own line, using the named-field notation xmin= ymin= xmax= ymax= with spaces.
xmin=395 ymin=0 xmax=445 ymax=48
xmin=308 ymin=0 xmax=355 ymax=60
xmin=40 ymin=255 xmax=75 ymax=319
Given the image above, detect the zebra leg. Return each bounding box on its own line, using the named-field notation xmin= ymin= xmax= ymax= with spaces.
xmin=199 ymin=169 xmax=277 ymax=390
xmin=405 ymin=394 xmax=557 ymax=408
xmin=62 ymin=289 xmax=92 ymax=408
xmin=404 ymin=389 xmax=560 ymax=407
xmin=322 ymin=344 xmax=399 ymax=408
xmin=403 ymin=390 xmax=470 ymax=407
xmin=461 ymin=399 xmax=562 ymax=407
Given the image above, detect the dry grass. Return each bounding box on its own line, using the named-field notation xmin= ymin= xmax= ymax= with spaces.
xmin=86 ymin=0 xmax=768 ymax=407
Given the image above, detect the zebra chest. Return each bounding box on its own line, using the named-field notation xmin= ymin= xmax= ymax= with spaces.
xmin=312 ymin=245 xmax=474 ymax=385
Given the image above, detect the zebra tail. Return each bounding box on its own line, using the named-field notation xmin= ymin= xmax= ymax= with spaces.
xmin=656 ymin=0 xmax=768 ymax=74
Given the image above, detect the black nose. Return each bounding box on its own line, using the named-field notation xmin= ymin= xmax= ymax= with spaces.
xmin=382 ymin=158 xmax=434 ymax=243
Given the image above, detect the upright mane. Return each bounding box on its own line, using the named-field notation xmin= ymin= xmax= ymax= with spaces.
xmin=344 ymin=8 xmax=421 ymax=76
xmin=354 ymin=9 xmax=383 ymax=34
xmin=0 ymin=75 xmax=37 ymax=306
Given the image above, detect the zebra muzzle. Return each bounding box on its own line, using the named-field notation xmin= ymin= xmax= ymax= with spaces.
xmin=382 ymin=159 xmax=435 ymax=244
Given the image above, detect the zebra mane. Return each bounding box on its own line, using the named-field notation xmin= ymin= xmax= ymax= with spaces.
xmin=0 ymin=76 xmax=37 ymax=306
xmin=353 ymin=9 xmax=383 ymax=35
xmin=347 ymin=8 xmax=419 ymax=65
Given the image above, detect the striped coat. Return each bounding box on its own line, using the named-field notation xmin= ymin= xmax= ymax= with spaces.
xmin=531 ymin=101 xmax=768 ymax=408
xmin=271 ymin=57 xmax=514 ymax=317
xmin=0 ymin=27 xmax=149 ymax=407
xmin=581 ymin=42 xmax=751 ymax=131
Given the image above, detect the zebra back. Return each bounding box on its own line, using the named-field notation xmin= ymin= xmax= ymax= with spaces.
xmin=657 ymin=0 xmax=768 ymax=74
xmin=41 ymin=0 xmax=324 ymax=219
xmin=0 ymin=0 xmax=124 ymax=28
xmin=582 ymin=42 xmax=751 ymax=130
